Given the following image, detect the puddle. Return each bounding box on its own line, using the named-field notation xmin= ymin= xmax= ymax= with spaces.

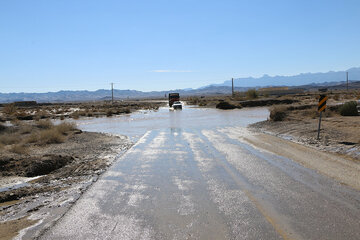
xmin=0 ymin=176 xmax=43 ymax=193
xmin=74 ymin=106 xmax=269 ymax=141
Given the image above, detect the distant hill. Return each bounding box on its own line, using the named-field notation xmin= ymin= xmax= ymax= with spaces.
xmin=1 ymin=68 xmax=359 ymax=103
xmin=295 ymin=80 xmax=360 ymax=91
xmin=0 ymin=87 xmax=251 ymax=103
xmin=206 ymin=67 xmax=360 ymax=88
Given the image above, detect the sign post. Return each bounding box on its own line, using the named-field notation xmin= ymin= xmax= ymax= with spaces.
xmin=317 ymin=93 xmax=328 ymax=140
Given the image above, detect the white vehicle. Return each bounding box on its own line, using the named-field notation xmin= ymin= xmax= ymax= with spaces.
xmin=172 ymin=101 xmax=182 ymax=110
xmin=357 ymin=100 xmax=360 ymax=113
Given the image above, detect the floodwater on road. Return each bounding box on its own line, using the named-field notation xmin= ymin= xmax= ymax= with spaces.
xmin=41 ymin=105 xmax=360 ymax=240
xmin=75 ymin=105 xmax=269 ymax=140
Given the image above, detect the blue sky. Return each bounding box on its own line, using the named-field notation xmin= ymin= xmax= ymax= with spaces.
xmin=1 ymin=0 xmax=359 ymax=93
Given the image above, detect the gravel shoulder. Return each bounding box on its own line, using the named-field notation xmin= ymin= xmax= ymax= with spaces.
xmin=247 ymin=118 xmax=360 ymax=190
xmin=0 ymin=131 xmax=132 ymax=240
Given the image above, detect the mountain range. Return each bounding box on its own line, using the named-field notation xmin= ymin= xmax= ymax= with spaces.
xmin=1 ymin=68 xmax=360 ymax=103
xmin=207 ymin=67 xmax=360 ymax=88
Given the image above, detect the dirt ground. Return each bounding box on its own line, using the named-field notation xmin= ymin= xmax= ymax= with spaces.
xmin=0 ymin=131 xmax=132 ymax=240
xmin=0 ymin=100 xmax=165 ymax=122
xmin=251 ymin=116 xmax=360 ymax=161
xmin=184 ymin=89 xmax=360 ymax=109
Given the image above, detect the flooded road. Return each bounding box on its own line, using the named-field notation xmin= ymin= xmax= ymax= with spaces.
xmin=41 ymin=106 xmax=360 ymax=240
xmin=74 ymin=105 xmax=269 ymax=141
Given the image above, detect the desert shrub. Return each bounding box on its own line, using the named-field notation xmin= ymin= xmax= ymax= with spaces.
xmin=216 ymin=101 xmax=236 ymax=110
xmin=187 ymin=97 xmax=199 ymax=105
xmin=9 ymin=144 xmax=28 ymax=154
xmin=25 ymin=132 xmax=39 ymax=143
xmin=36 ymin=119 xmax=54 ymax=129
xmin=198 ymin=101 xmax=207 ymax=106
xmin=34 ymin=110 xmax=48 ymax=120
xmin=71 ymin=111 xmax=80 ymax=119
xmin=19 ymin=124 xmax=33 ymax=134
xmin=333 ymin=94 xmax=340 ymax=101
xmin=246 ymin=89 xmax=258 ymax=99
xmin=16 ymin=114 xmax=34 ymax=120
xmin=270 ymin=106 xmax=287 ymax=121
xmin=106 ymin=109 xmax=113 ymax=117
xmin=3 ymin=103 xmax=17 ymax=115
xmin=38 ymin=129 xmax=65 ymax=144
xmin=123 ymin=107 xmax=131 ymax=114
xmin=339 ymin=101 xmax=358 ymax=116
xmin=79 ymin=111 xmax=87 ymax=116
xmin=0 ymin=133 xmax=21 ymax=145
xmin=55 ymin=122 xmax=76 ymax=134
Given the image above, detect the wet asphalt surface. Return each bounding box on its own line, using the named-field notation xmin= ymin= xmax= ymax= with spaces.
xmin=40 ymin=107 xmax=360 ymax=240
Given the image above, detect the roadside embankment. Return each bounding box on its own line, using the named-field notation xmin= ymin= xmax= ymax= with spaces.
xmin=250 ymin=97 xmax=360 ymax=161
xmin=185 ymin=96 xmax=299 ymax=109
xmin=238 ymin=128 xmax=360 ymax=191
xmin=251 ymin=117 xmax=360 ymax=160
xmin=0 ymin=120 xmax=132 ymax=239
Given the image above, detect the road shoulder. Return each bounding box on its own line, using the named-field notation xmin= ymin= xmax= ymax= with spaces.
xmin=242 ymin=127 xmax=360 ymax=191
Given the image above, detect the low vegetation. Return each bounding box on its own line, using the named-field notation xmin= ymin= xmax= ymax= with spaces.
xmin=216 ymin=101 xmax=237 ymax=110
xmin=9 ymin=144 xmax=28 ymax=154
xmin=38 ymin=128 xmax=66 ymax=145
xmin=0 ymin=100 xmax=164 ymax=122
xmin=269 ymin=106 xmax=287 ymax=121
xmin=339 ymin=101 xmax=358 ymax=116
xmin=3 ymin=103 xmax=17 ymax=115
xmin=268 ymin=103 xmax=344 ymax=122
xmin=0 ymin=121 xmax=78 ymax=154
xmin=246 ymin=89 xmax=258 ymax=99
xmin=36 ymin=119 xmax=54 ymax=129
xmin=0 ymin=133 xmax=20 ymax=145
xmin=55 ymin=122 xmax=76 ymax=134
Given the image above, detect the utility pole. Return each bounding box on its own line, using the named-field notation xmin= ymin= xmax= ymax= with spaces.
xmin=111 ymin=83 xmax=114 ymax=104
xmin=232 ymin=78 xmax=234 ymax=97
xmin=346 ymin=72 xmax=349 ymax=91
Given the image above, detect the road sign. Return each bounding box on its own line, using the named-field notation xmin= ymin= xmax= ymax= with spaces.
xmin=317 ymin=94 xmax=328 ymax=140
xmin=318 ymin=95 xmax=328 ymax=112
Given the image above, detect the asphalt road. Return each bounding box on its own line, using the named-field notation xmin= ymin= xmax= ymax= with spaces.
xmin=40 ymin=124 xmax=360 ymax=240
